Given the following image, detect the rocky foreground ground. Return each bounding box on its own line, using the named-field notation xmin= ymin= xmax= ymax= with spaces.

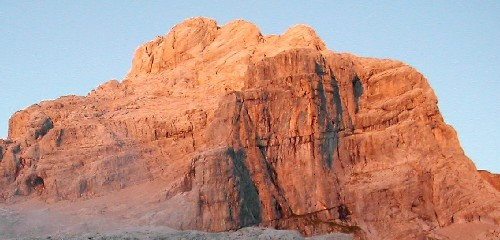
xmin=0 ymin=206 xmax=352 ymax=240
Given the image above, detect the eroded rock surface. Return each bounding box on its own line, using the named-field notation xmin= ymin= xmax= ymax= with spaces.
xmin=479 ymin=170 xmax=500 ymax=191
xmin=0 ymin=17 xmax=498 ymax=240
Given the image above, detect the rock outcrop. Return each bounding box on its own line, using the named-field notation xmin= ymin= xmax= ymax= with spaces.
xmin=0 ymin=18 xmax=498 ymax=240
xmin=479 ymin=170 xmax=500 ymax=191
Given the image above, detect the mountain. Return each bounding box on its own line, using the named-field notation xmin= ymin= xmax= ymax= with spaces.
xmin=0 ymin=17 xmax=498 ymax=240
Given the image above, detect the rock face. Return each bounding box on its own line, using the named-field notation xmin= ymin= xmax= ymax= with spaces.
xmin=479 ymin=170 xmax=500 ymax=191
xmin=0 ymin=18 xmax=498 ymax=240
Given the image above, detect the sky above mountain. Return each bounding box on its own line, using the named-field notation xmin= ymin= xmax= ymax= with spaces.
xmin=0 ymin=1 xmax=498 ymax=172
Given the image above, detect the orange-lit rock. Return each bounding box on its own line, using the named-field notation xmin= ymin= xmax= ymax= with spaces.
xmin=0 ymin=17 xmax=498 ymax=240
xmin=479 ymin=170 xmax=500 ymax=191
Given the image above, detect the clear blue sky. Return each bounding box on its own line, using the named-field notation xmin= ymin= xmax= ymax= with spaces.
xmin=1 ymin=2 xmax=498 ymax=172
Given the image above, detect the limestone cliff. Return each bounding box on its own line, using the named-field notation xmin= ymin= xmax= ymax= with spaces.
xmin=0 ymin=18 xmax=498 ymax=240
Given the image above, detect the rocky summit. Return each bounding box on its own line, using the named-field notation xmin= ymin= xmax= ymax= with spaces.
xmin=0 ymin=18 xmax=498 ymax=240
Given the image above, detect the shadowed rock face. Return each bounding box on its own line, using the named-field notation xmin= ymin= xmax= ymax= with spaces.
xmin=0 ymin=17 xmax=498 ymax=240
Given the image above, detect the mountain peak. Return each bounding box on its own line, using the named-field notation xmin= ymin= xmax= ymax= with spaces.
xmin=280 ymin=24 xmax=326 ymax=50
xmin=128 ymin=18 xmax=327 ymax=76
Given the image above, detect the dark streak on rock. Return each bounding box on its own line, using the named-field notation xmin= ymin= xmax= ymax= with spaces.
xmin=227 ymin=147 xmax=262 ymax=227
xmin=338 ymin=204 xmax=349 ymax=222
xmin=352 ymin=75 xmax=363 ymax=113
xmin=34 ymin=117 xmax=54 ymax=140
xmin=315 ymin=62 xmax=341 ymax=169
xmin=56 ymin=129 xmax=64 ymax=147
